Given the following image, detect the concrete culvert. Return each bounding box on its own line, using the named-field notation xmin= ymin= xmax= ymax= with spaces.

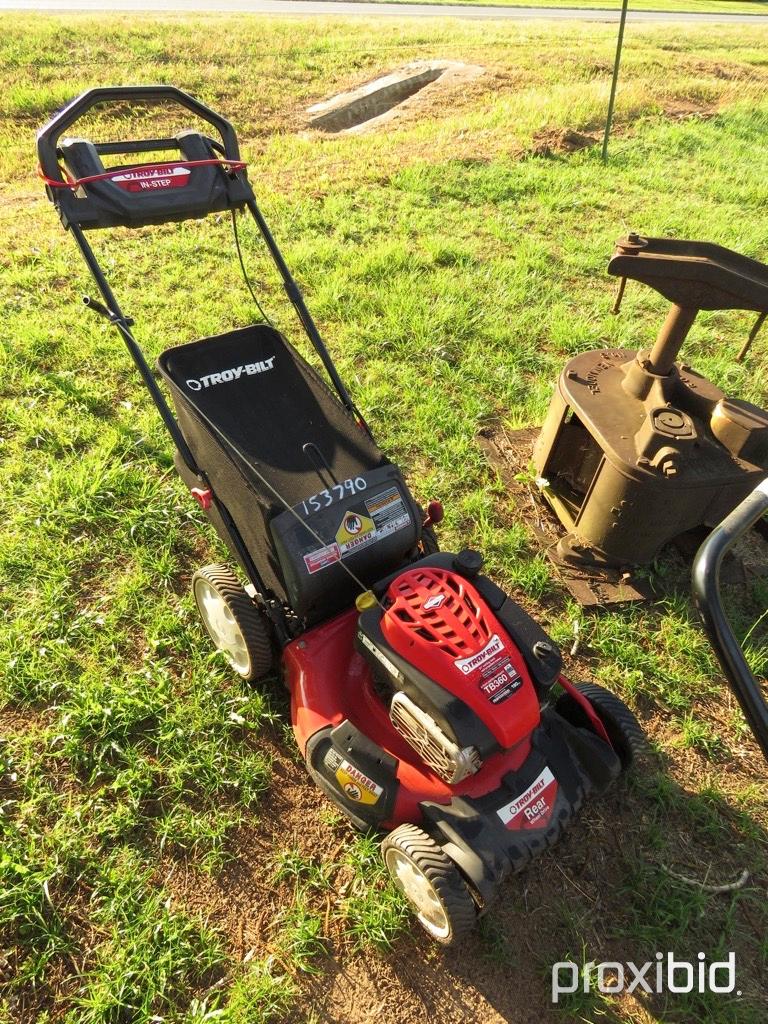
xmin=306 ymin=60 xmax=485 ymax=134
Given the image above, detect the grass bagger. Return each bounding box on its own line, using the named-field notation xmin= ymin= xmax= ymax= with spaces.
xmin=38 ymin=87 xmax=646 ymax=943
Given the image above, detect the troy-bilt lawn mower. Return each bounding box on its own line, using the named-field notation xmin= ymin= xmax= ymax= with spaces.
xmin=38 ymin=87 xmax=645 ymax=943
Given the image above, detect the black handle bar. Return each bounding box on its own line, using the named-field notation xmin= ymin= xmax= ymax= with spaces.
xmin=692 ymin=479 xmax=768 ymax=762
xmin=37 ymin=86 xmax=240 ymax=183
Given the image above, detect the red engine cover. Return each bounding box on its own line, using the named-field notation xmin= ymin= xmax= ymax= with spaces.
xmin=380 ymin=566 xmax=541 ymax=748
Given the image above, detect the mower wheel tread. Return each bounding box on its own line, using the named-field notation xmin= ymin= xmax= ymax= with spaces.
xmin=192 ymin=563 xmax=273 ymax=682
xmin=557 ymin=682 xmax=647 ymax=771
xmin=382 ymin=823 xmax=476 ymax=945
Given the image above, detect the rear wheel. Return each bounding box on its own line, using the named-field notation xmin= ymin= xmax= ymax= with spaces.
xmin=382 ymin=824 xmax=476 ymax=945
xmin=555 ymin=682 xmax=646 ymax=771
xmin=192 ymin=564 xmax=273 ymax=682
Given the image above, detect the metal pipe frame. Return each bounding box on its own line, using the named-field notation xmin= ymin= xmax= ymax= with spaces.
xmin=692 ymin=479 xmax=768 ymax=762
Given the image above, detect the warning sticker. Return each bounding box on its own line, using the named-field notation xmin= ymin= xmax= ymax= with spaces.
xmin=303 ymin=542 xmax=341 ymax=574
xmin=299 ymin=484 xmax=412 ymax=577
xmin=365 ymin=486 xmax=410 ymax=537
xmin=497 ymin=767 xmax=557 ymax=831
xmin=335 ymin=511 xmax=377 ymax=555
xmin=334 ymin=758 xmax=383 ymax=805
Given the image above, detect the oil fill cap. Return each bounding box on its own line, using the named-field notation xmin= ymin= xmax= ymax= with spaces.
xmin=355 ymin=590 xmax=378 ymax=611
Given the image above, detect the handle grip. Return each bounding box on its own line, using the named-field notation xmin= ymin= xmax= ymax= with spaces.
xmin=37 ymin=86 xmax=240 ymax=183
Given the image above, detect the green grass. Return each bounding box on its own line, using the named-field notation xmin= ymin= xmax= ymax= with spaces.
xmin=2 ymin=10 xmax=768 ymax=1024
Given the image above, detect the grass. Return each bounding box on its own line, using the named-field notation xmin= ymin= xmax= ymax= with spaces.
xmin=1 ymin=10 xmax=767 ymax=1024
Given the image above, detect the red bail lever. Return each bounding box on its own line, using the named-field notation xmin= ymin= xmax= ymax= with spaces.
xmin=423 ymin=500 xmax=444 ymax=528
xmin=191 ymin=487 xmax=213 ymax=510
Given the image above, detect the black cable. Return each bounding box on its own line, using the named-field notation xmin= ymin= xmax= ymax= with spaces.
xmin=231 ymin=208 xmax=273 ymax=326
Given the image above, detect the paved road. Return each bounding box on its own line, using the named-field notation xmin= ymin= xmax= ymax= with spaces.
xmin=2 ymin=0 xmax=767 ymax=23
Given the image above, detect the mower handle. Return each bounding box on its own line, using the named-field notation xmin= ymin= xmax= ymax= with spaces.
xmin=37 ymin=86 xmax=240 ymax=184
xmin=692 ymin=478 xmax=768 ymax=762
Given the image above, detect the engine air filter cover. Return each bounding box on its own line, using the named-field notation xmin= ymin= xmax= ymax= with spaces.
xmin=379 ymin=566 xmax=540 ymax=749
xmin=389 ymin=691 xmax=481 ymax=784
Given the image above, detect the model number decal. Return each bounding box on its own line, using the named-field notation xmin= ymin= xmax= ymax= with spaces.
xmin=300 ymin=476 xmax=367 ymax=516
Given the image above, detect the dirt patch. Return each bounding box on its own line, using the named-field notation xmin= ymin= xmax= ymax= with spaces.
xmin=302 ymin=62 xmax=494 ymax=138
xmin=662 ymin=99 xmax=719 ymax=121
xmin=306 ymin=61 xmax=485 ymax=136
xmin=158 ymin=728 xmax=346 ymax=963
xmin=685 ymin=58 xmax=768 ymax=83
xmin=298 ymin=763 xmax=767 ymax=1024
xmin=530 ymin=129 xmax=599 ymax=159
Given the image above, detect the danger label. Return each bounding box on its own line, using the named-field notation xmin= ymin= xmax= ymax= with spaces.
xmin=497 ymin=767 xmax=557 ymax=831
xmin=335 ymin=511 xmax=377 ymax=555
xmin=334 ymin=758 xmax=383 ymax=805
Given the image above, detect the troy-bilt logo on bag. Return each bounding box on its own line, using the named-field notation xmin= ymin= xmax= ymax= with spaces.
xmin=497 ymin=767 xmax=557 ymax=830
xmin=112 ymin=166 xmax=191 ymax=192
xmin=186 ymin=357 xmax=275 ymax=391
xmin=454 ymin=633 xmax=504 ymax=676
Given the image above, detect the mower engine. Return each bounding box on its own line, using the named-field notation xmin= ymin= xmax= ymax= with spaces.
xmin=357 ymin=555 xmax=545 ymax=782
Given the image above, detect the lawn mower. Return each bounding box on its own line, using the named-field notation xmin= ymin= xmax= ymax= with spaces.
xmin=534 ymin=235 xmax=768 ymax=568
xmin=38 ymin=87 xmax=645 ymax=943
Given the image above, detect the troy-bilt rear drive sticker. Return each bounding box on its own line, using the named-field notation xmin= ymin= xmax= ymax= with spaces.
xmin=112 ymin=165 xmax=191 ymax=192
xmin=497 ymin=767 xmax=557 ymax=831
xmin=303 ymin=542 xmax=341 ymax=575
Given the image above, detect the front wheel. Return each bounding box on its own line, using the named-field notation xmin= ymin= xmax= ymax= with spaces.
xmin=555 ymin=682 xmax=646 ymax=771
xmin=192 ymin=564 xmax=273 ymax=682
xmin=382 ymin=824 xmax=476 ymax=945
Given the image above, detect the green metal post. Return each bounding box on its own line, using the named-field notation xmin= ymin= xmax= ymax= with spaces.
xmin=602 ymin=0 xmax=630 ymax=161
